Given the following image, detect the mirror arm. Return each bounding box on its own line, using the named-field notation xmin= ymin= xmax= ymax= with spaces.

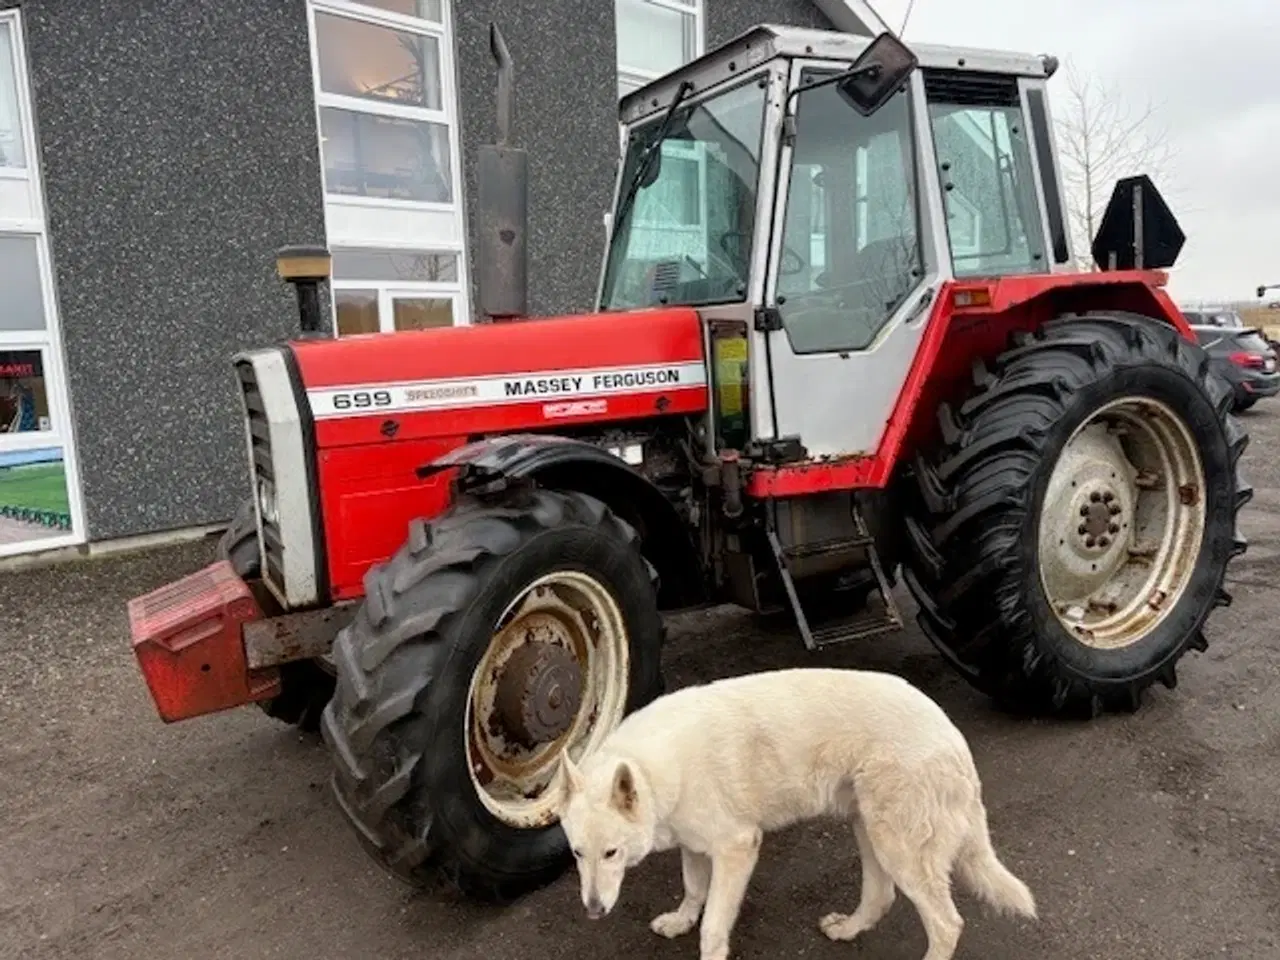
xmin=781 ymin=63 xmax=883 ymax=144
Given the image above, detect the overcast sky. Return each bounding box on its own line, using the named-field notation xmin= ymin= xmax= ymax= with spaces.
xmin=869 ymin=0 xmax=1278 ymax=304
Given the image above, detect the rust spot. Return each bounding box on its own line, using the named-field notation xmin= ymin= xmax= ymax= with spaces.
xmin=1087 ymin=598 xmax=1118 ymax=614
xmin=1147 ymin=589 xmax=1168 ymax=611
xmin=1178 ymin=483 xmax=1199 ymax=506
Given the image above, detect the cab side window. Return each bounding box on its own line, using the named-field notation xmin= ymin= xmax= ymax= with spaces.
xmin=774 ymin=75 xmax=923 ymax=354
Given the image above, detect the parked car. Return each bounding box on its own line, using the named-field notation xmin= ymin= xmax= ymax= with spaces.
xmin=1191 ymin=324 xmax=1280 ymax=411
xmin=1181 ymin=305 xmax=1246 ymax=329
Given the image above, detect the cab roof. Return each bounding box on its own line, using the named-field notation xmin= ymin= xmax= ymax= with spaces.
xmin=619 ymin=23 xmax=1057 ymax=125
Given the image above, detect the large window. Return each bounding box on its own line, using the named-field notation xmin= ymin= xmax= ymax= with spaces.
xmin=773 ymin=74 xmax=923 ymax=354
xmin=0 ymin=20 xmax=25 ymax=169
xmin=616 ymin=0 xmax=703 ymax=98
xmin=309 ymin=0 xmax=468 ymax=332
xmin=927 ymin=91 xmax=1046 ymax=278
xmin=0 ymin=11 xmax=84 ymax=556
xmin=312 ymin=3 xmax=452 ymax=205
xmin=600 ymin=78 xmax=767 ymax=311
xmin=331 ymin=246 xmax=463 ymax=336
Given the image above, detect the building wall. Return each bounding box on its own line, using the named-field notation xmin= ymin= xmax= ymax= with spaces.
xmin=2 ymin=0 xmax=328 ymax=541
xmin=453 ymin=2 xmax=619 ymax=319
xmin=706 ymin=0 xmax=833 ymax=48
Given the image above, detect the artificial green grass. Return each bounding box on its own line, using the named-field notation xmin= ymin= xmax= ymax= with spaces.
xmin=0 ymin=463 xmax=70 ymax=514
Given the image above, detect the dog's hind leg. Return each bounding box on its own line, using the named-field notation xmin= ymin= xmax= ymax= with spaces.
xmin=651 ymin=846 xmax=711 ymax=939
xmin=698 ymin=828 xmax=761 ymax=960
xmin=819 ymin=817 xmax=896 ymax=942
xmin=870 ymin=829 xmax=962 ymax=957
xmin=861 ymin=815 xmax=965 ymax=960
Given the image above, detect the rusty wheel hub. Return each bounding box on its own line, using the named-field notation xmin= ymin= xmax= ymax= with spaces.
xmin=1076 ymin=487 xmax=1124 ymax=550
xmin=464 ymin=570 xmax=631 ymax=829
xmin=495 ymin=641 xmax=583 ymax=748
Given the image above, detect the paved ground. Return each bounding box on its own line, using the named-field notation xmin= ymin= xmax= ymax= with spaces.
xmin=4 ymin=409 xmax=1280 ymax=960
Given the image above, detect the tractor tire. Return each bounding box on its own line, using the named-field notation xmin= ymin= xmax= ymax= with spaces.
xmin=321 ymin=487 xmax=664 ymax=902
xmin=217 ymin=497 xmax=335 ymax=732
xmin=900 ymin=312 xmax=1251 ymax=717
xmin=217 ymin=498 xmax=261 ymax=580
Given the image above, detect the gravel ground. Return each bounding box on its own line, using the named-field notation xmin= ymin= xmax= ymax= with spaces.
xmin=2 ymin=408 xmax=1279 ymax=960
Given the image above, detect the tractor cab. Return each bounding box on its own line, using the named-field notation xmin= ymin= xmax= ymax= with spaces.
xmin=601 ymin=25 xmax=1070 ymax=460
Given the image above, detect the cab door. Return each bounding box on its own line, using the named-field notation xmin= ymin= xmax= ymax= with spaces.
xmin=751 ymin=62 xmax=950 ymax=460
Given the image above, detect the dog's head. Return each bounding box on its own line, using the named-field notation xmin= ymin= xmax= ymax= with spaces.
xmin=554 ymin=752 xmax=654 ymax=919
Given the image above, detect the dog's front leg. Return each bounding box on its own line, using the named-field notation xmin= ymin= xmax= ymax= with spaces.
xmin=651 ymin=846 xmax=711 ymax=938
xmin=698 ymin=830 xmax=761 ymax=960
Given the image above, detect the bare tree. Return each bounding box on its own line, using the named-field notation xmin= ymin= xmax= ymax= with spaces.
xmin=1053 ymin=62 xmax=1175 ymax=270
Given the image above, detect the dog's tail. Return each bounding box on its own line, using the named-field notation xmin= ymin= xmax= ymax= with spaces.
xmin=955 ymin=810 xmax=1037 ymax=920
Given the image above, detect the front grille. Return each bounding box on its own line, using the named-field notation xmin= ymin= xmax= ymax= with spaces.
xmin=235 ymin=359 xmax=286 ymax=591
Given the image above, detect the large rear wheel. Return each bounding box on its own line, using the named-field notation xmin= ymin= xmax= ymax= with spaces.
xmin=901 ymin=312 xmax=1251 ymax=716
xmin=321 ymin=487 xmax=664 ymax=901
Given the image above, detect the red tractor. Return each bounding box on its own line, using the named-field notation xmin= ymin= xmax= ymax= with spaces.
xmin=128 ymin=25 xmax=1250 ymax=904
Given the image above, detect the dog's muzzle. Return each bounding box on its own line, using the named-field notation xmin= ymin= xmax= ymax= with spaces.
xmin=585 ymin=898 xmax=606 ymax=920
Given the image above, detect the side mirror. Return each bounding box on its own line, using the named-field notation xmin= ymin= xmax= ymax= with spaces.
xmin=837 ymin=31 xmax=919 ymax=117
xmin=1260 ymin=286 xmax=1269 ymax=299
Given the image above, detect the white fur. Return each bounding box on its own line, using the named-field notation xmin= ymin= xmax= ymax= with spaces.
xmin=554 ymin=667 xmax=1037 ymax=960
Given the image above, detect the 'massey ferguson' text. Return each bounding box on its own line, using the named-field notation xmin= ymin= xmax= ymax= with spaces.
xmin=503 ymin=367 xmax=683 ymax=398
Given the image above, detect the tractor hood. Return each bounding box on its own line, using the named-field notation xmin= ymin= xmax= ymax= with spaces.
xmin=285 ymin=306 xmax=709 ymax=448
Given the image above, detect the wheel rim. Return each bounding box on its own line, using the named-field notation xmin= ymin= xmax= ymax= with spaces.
xmin=1037 ymin=396 xmax=1208 ymax=651
xmin=464 ymin=570 xmax=630 ymax=829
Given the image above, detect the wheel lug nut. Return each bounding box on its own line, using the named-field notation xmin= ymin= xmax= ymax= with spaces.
xmin=1086 ymin=536 xmax=1097 ymax=547
xmin=1102 ymin=491 xmax=1114 ymax=503
xmin=1078 ymin=524 xmax=1088 ymax=535
xmin=1099 ymin=536 xmax=1110 ymax=547
xmin=1090 ymin=491 xmax=1102 ymax=502
xmin=1108 ymin=504 xmax=1122 ymax=515
xmin=1109 ymin=523 xmax=1119 ymax=534
xmin=1080 ymin=505 xmax=1090 ymax=517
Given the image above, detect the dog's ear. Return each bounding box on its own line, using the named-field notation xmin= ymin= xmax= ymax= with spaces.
xmin=610 ymin=761 xmax=638 ymax=816
xmin=556 ymin=752 xmax=586 ymax=808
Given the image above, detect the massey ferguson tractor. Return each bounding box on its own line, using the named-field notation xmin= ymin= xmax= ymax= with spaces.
xmin=128 ymin=24 xmax=1251 ymax=904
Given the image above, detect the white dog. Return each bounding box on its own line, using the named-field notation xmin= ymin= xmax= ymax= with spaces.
xmin=554 ymin=667 xmax=1036 ymax=960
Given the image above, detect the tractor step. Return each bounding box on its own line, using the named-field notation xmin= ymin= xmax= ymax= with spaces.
xmin=767 ymin=510 xmax=903 ymax=651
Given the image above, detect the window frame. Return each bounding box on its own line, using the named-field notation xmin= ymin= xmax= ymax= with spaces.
xmin=770 ymin=67 xmax=926 ymax=356
xmin=307 ymin=0 xmax=472 ymax=329
xmin=923 ymin=75 xmax=1049 ymax=280
xmin=0 ymin=10 xmax=88 ymax=557
xmin=599 ymin=71 xmax=772 ymax=313
xmin=0 ymin=16 xmax=34 ymax=178
xmin=616 ymin=0 xmax=705 ymax=98
xmin=308 ymin=0 xmax=463 ymax=214
xmin=330 ymin=243 xmax=467 ymax=335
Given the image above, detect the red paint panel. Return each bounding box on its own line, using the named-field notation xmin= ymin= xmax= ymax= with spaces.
xmin=291 ymin=306 xmax=705 ymax=387
xmin=312 ymin=387 xmax=707 ymax=448
xmin=318 ymin=436 xmax=466 ymax=600
xmin=745 ymin=270 xmax=1188 ymax=497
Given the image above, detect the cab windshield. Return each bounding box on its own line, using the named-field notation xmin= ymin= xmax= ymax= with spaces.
xmin=600 ymin=77 xmax=768 ymax=311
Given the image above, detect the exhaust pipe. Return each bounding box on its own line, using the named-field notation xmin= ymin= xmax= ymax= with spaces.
xmin=275 ymin=245 xmax=331 ymax=338
xmin=475 ymin=23 xmax=528 ymax=322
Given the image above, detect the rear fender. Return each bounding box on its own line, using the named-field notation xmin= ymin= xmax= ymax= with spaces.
xmin=421 ymin=434 xmax=707 ymax=609
xmin=881 ymin=273 xmax=1195 ymax=483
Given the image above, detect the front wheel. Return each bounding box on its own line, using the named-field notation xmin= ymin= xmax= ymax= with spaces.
xmin=321 ymin=487 xmax=664 ymax=902
xmin=901 ymin=312 xmax=1251 ymax=716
